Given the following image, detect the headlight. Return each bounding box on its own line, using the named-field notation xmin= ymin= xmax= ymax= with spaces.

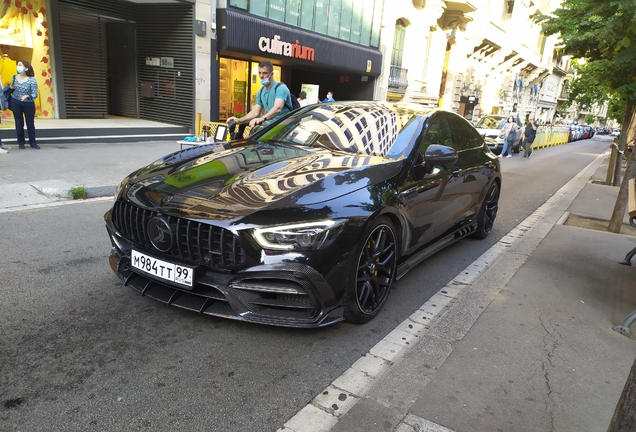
xmin=252 ymin=220 xmax=347 ymax=251
xmin=114 ymin=177 xmax=130 ymax=199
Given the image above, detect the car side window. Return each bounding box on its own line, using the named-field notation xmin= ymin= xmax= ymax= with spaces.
xmin=449 ymin=117 xmax=482 ymax=150
xmin=419 ymin=116 xmax=452 ymax=157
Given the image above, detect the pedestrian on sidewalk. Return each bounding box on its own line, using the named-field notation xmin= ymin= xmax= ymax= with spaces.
xmin=499 ymin=116 xmax=518 ymax=158
xmin=0 ymin=131 xmax=9 ymax=153
xmin=10 ymin=60 xmax=40 ymax=150
xmin=523 ymin=117 xmax=537 ymax=159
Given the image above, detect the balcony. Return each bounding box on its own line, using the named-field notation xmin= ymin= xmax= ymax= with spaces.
xmin=388 ymin=66 xmax=409 ymax=95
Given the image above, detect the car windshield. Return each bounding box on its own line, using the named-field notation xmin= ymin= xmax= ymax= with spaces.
xmin=252 ymin=102 xmax=428 ymax=159
xmin=475 ymin=117 xmax=507 ymax=130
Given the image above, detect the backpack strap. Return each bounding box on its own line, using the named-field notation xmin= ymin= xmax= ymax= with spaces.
xmin=273 ymin=82 xmax=293 ymax=111
xmin=260 ymin=82 xmax=292 ymax=112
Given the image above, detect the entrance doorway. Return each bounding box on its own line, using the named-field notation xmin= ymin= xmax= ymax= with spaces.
xmin=106 ymin=22 xmax=138 ymax=118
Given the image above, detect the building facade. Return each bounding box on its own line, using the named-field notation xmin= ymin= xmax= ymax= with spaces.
xmin=208 ymin=0 xmax=383 ymax=122
xmin=377 ymin=0 xmax=568 ymax=124
xmin=0 ymin=0 xmax=584 ymax=134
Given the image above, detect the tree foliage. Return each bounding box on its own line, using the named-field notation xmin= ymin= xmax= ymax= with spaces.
xmin=538 ymin=0 xmax=636 ymax=231
xmin=565 ymin=60 xmax=613 ymax=117
xmin=607 ymin=92 xmax=627 ymax=123
xmin=538 ymin=0 xmax=636 ymax=108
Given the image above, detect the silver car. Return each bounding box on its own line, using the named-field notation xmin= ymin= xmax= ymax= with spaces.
xmin=475 ymin=115 xmax=524 ymax=155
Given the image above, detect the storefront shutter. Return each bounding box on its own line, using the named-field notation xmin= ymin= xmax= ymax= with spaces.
xmin=58 ymin=6 xmax=107 ymax=118
xmin=55 ymin=0 xmax=194 ymax=129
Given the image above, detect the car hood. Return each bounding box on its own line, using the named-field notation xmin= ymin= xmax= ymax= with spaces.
xmin=121 ymin=140 xmax=401 ymax=222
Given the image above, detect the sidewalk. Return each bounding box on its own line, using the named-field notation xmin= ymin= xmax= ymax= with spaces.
xmin=0 ymin=141 xmax=178 ymax=210
xmin=280 ymin=151 xmax=636 ymax=432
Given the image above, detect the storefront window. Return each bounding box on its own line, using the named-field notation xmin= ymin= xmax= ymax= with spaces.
xmin=269 ymin=0 xmax=285 ymax=22
xmin=229 ymin=0 xmax=248 ymax=9
xmin=249 ymin=61 xmax=281 ymax=108
xmin=219 ymin=58 xmax=249 ymax=121
xmin=0 ymin=0 xmax=53 ymax=120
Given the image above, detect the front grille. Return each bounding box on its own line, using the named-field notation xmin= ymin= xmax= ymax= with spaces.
xmin=112 ymin=201 xmax=246 ymax=269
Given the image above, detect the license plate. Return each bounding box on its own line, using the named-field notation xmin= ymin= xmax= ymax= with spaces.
xmin=131 ymin=249 xmax=193 ymax=287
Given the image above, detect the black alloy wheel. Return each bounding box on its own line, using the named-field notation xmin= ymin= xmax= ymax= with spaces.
xmin=472 ymin=182 xmax=500 ymax=239
xmin=344 ymin=217 xmax=398 ymax=323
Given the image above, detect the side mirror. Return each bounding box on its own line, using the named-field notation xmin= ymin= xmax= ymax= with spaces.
xmin=422 ymin=144 xmax=458 ymax=174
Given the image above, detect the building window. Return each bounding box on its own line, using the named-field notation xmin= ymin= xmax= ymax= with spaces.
xmin=227 ymin=0 xmax=381 ymax=48
xmin=286 ymin=0 xmax=301 ymax=25
xmin=537 ymin=32 xmax=547 ymax=56
xmin=327 ymin=0 xmax=341 ymax=38
xmin=229 ymin=0 xmax=248 ymax=9
xmin=269 ymin=0 xmax=286 ymax=22
xmin=501 ymin=0 xmax=514 ymax=21
xmin=391 ymin=20 xmax=407 ymax=67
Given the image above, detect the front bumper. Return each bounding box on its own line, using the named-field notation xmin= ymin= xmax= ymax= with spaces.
xmin=105 ymin=211 xmax=345 ymax=328
xmin=486 ymin=140 xmax=504 ymax=155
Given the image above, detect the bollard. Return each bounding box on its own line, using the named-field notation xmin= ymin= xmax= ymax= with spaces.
xmin=613 ymin=311 xmax=636 ymax=338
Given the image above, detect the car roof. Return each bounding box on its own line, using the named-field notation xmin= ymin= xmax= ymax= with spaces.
xmin=479 ymin=114 xmax=519 ymax=119
xmin=316 ymin=101 xmax=436 ymax=118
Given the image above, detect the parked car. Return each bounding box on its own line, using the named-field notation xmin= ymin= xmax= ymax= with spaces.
xmin=474 ymin=115 xmax=524 ymax=155
xmin=568 ymin=125 xmax=576 ymax=142
xmin=104 ymin=103 xmax=502 ymax=327
xmin=581 ymin=125 xmax=595 ymax=139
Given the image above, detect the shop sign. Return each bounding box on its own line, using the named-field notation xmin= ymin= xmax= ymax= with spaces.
xmin=258 ymin=35 xmax=315 ymax=61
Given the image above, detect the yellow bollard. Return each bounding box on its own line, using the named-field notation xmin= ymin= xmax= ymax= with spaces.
xmin=196 ymin=112 xmax=202 ymax=136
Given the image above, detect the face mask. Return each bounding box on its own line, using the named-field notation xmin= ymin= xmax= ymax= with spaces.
xmin=508 ymin=119 xmax=513 ymax=123
xmin=260 ymin=78 xmax=270 ymax=86
xmin=17 ymin=66 xmax=24 ymax=74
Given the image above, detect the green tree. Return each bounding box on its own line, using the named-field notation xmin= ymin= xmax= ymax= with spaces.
xmin=538 ymin=0 xmax=636 ymax=233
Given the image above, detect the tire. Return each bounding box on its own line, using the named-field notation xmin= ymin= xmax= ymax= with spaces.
xmin=471 ymin=182 xmax=500 ymax=239
xmin=343 ymin=217 xmax=398 ymax=324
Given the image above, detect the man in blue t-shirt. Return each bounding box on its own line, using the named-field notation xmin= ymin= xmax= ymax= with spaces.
xmin=322 ymin=91 xmax=335 ymax=103
xmin=227 ymin=60 xmax=292 ymax=128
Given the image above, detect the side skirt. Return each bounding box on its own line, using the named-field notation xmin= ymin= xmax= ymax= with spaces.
xmin=395 ymin=223 xmax=477 ymax=281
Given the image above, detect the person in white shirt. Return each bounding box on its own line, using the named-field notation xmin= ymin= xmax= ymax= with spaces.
xmin=297 ymin=91 xmax=310 ymax=107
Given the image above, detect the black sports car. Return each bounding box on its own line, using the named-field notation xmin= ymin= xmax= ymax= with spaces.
xmin=105 ymin=102 xmax=501 ymax=327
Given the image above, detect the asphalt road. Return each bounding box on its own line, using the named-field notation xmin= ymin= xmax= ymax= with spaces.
xmin=0 ymin=137 xmax=611 ymax=431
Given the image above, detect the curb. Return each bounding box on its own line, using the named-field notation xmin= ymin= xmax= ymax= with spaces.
xmin=31 ymin=182 xmax=115 ymax=200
